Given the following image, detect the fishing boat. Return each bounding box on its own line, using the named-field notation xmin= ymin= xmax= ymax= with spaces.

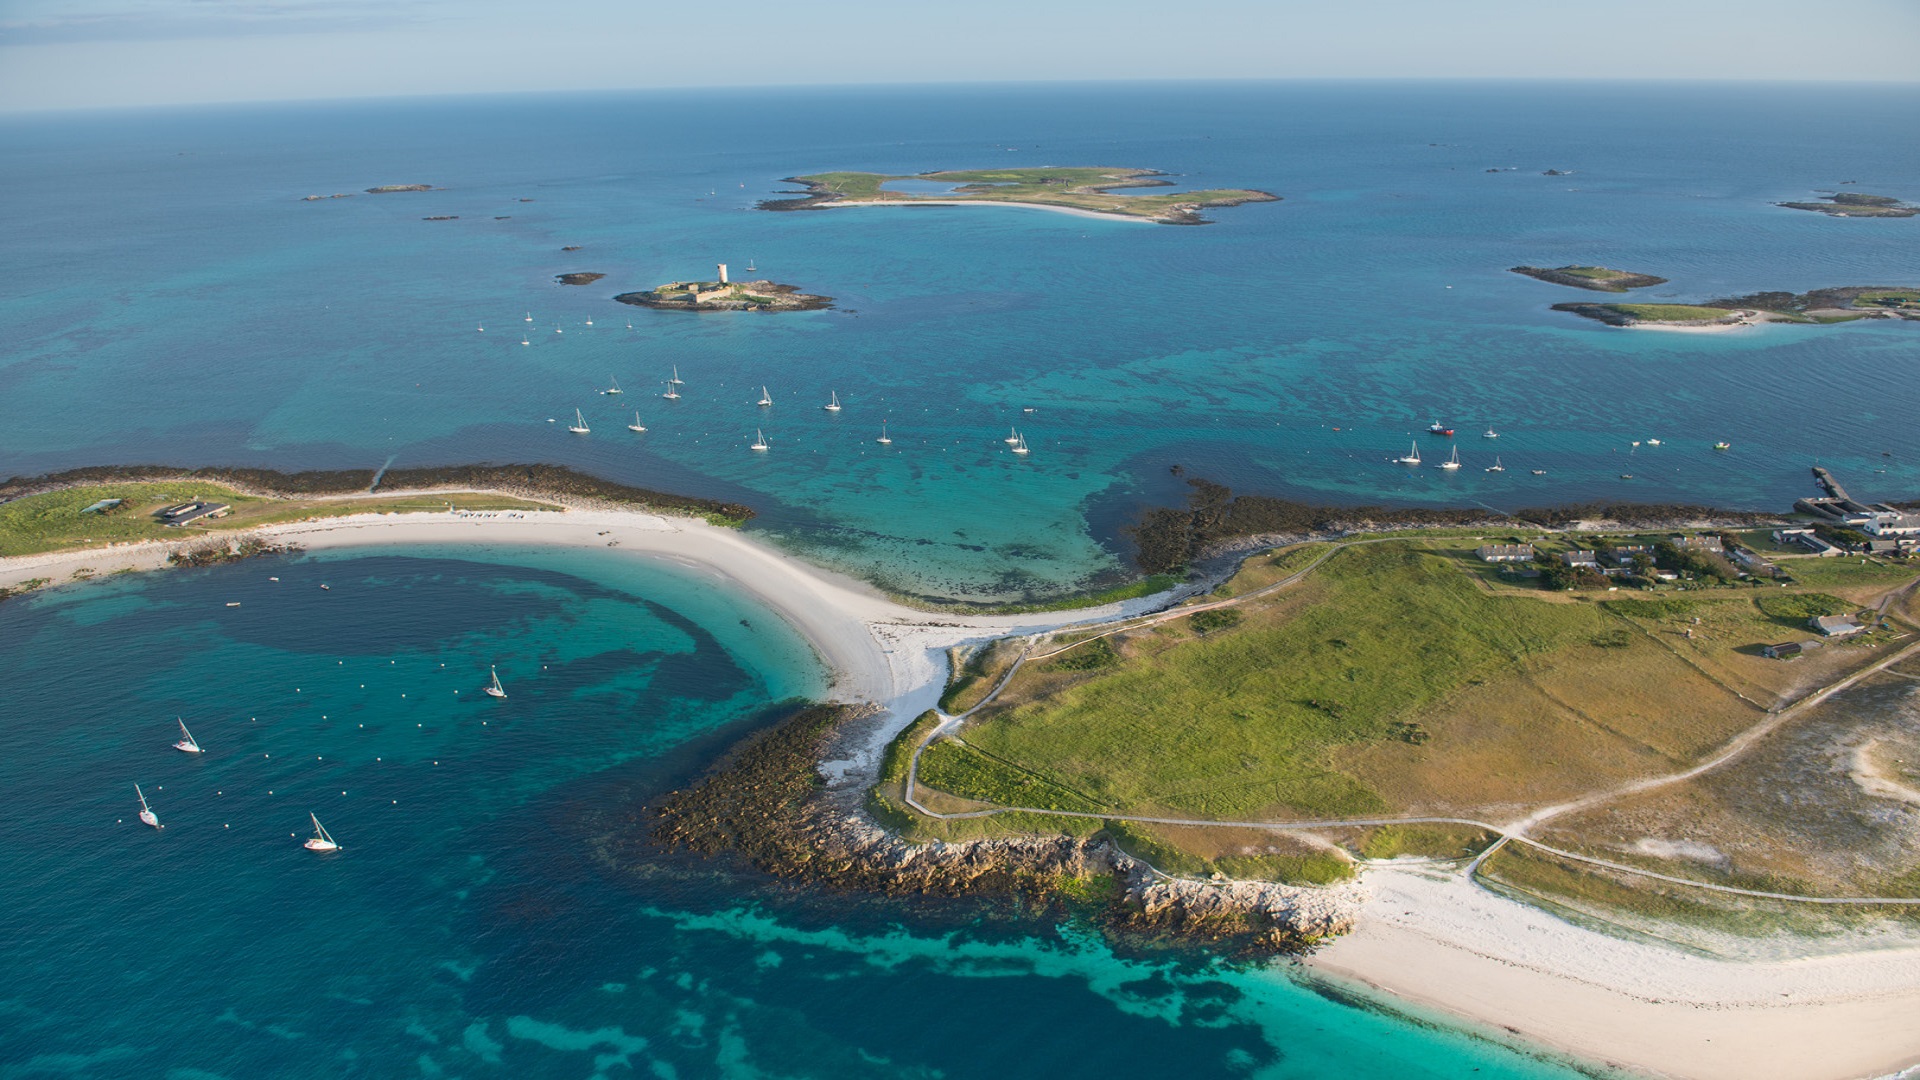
xmin=1620 ymin=474 xmax=1634 ymax=479
xmin=627 ymin=411 xmax=647 ymax=433
xmin=1485 ymin=457 xmax=1505 ymax=473
xmin=1714 ymin=441 xmax=1731 ymax=450
xmin=135 ymin=784 xmax=162 ymax=829
xmin=173 ymin=718 xmax=203 ymax=754
xmin=1531 ymin=469 xmax=1546 ymax=476
xmin=1394 ymin=441 xmax=1422 ymax=465
xmin=824 ymin=391 xmax=842 ymax=413
xmin=1004 ymin=426 xmax=1021 ymax=445
xmin=1647 ymin=439 xmax=1662 ymax=446
xmin=757 ymin=386 xmax=773 ymax=407
xmin=567 ymin=409 xmax=590 ymax=434
xmin=1440 ymin=446 xmax=1462 ymax=470
xmin=1427 ymin=421 xmax=1454 ymax=436
xmin=484 ymin=665 xmax=507 ymax=699
xmin=1483 ymin=427 xmax=1499 ymax=439
xmin=604 ymin=376 xmax=622 ymax=395
xmin=1010 ymin=431 xmax=1031 ymax=455
xmin=303 ymin=813 xmax=339 ymax=852
xmin=750 ymin=429 xmax=769 ymax=452
xmin=877 ymin=422 xmax=892 ymax=445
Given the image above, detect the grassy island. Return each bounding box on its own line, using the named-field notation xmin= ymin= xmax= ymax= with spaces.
xmin=1554 ymin=284 xmax=1920 ymax=328
xmin=614 ymin=279 xmax=832 ymax=312
xmin=890 ymin=533 xmax=1920 ymax=913
xmin=1510 ymin=265 xmax=1668 ymax=292
xmin=760 ymin=167 xmax=1279 ymax=225
xmin=1777 ymin=192 xmax=1917 ymax=218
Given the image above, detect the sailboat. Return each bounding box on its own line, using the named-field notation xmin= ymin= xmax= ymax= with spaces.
xmin=1011 ymin=431 xmax=1031 ymax=455
xmin=669 ymin=366 xmax=685 ymax=385
xmin=662 ymin=381 xmax=680 ymax=400
xmin=823 ymin=391 xmax=842 ymax=412
xmin=554 ymin=323 xmax=564 ymax=335
xmin=1003 ymin=426 xmax=1021 ymax=445
xmin=584 ymin=317 xmax=593 ymax=327
xmin=627 ymin=411 xmax=647 ymax=433
xmin=173 ymin=718 xmax=203 ymax=754
xmin=525 ymin=311 xmax=533 ymax=322
xmin=603 ymin=376 xmax=622 ymax=395
xmin=521 ymin=334 xmax=530 ymax=346
xmin=746 ymin=258 xmax=757 ymax=273
xmin=877 ymin=421 xmax=892 ymax=445
xmin=303 ymin=813 xmax=339 ymax=852
xmin=477 ymin=324 xmax=484 ymax=333
xmin=135 ymin=783 xmax=162 ymax=829
xmin=757 ymin=386 xmax=773 ymax=407
xmin=484 ymin=665 xmax=507 ymax=699
xmin=1394 ymin=441 xmax=1422 ymax=465
xmin=1440 ymin=445 xmax=1462 ymax=470
xmin=567 ymin=409 xmax=590 ymax=434
xmin=1486 ymin=457 xmax=1505 ymax=473
xmin=750 ymin=429 xmax=769 ymax=452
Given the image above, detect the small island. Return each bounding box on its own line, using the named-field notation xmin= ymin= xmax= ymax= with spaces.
xmin=1777 ymin=192 xmax=1916 ymax=218
xmin=366 ymin=184 xmax=434 ymax=194
xmin=614 ymin=264 xmax=831 ymax=312
xmin=1510 ymin=265 xmax=1667 ymax=293
xmin=555 ymin=272 xmax=605 ymax=286
xmin=1553 ymin=285 xmax=1920 ymax=329
xmin=760 ymin=166 xmax=1279 ymax=225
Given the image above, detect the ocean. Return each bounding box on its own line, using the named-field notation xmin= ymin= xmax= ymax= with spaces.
xmin=2 ymin=80 xmax=1916 ymax=1077
xmin=1 ymin=81 xmax=1915 ymax=598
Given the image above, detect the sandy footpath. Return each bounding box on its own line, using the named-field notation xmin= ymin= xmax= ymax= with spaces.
xmin=1308 ymin=865 xmax=1920 ymax=1080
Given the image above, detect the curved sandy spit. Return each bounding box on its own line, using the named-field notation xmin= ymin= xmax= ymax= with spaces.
xmin=812 ymin=198 xmax=1157 ymax=224
xmin=9 ymin=506 xmax=1920 ymax=1079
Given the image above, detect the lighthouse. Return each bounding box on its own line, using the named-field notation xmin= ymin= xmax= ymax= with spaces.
xmin=717 ymin=263 xmax=729 ymax=284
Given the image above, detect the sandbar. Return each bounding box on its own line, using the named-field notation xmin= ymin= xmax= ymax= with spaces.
xmin=812 ymin=199 xmax=1155 ymax=224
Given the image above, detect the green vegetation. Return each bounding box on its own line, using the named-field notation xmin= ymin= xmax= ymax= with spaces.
xmin=1103 ymin=820 xmax=1353 ymax=885
xmin=1357 ymin=823 xmax=1499 ymax=861
xmin=930 ymin=573 xmax=1183 ymax=616
xmin=0 ymin=482 xmax=554 ymax=557
xmin=1754 ymin=592 xmax=1852 ymax=625
xmin=1509 ymin=265 xmax=1668 ymax=293
xmin=915 ymin=738 xmax=1106 ymax=813
xmin=766 ymin=166 xmax=1279 ymax=224
xmin=939 ymin=640 xmax=1023 ymax=714
xmin=1607 ymin=303 xmax=1738 ymax=323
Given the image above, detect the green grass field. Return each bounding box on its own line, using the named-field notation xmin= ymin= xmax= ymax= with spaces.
xmin=789 ymin=166 xmax=1276 ymax=221
xmin=0 ymin=483 xmax=555 ymax=557
xmin=1608 ymin=304 xmax=1738 ymax=323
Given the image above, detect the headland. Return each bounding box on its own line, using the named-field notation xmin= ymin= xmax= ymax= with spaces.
xmin=1553 ymin=285 xmax=1920 ymax=330
xmin=759 ymin=167 xmax=1279 ymax=225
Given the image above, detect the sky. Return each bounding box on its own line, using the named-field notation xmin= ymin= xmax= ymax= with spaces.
xmin=0 ymin=0 xmax=1916 ymax=111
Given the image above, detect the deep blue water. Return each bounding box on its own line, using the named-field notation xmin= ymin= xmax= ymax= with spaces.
xmin=0 ymin=554 xmax=1585 ymax=1079
xmin=1 ymin=81 xmax=1916 ymax=597
xmin=3 ymin=81 xmax=1916 ymax=1077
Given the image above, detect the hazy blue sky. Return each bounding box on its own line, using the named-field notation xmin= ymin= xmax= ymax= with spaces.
xmin=1 ymin=0 xmax=1915 ymax=111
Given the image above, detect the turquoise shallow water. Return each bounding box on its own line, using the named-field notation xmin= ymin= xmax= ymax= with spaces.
xmin=1 ymin=81 xmax=1916 ymax=598
xmin=0 ymin=554 xmax=1587 ymax=1079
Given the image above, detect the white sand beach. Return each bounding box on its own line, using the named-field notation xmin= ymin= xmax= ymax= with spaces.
xmin=9 ymin=503 xmax=1920 ymax=1080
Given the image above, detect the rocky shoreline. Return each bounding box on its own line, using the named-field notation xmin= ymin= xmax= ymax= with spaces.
xmin=641 ymin=704 xmax=1359 ymax=955
xmin=615 ymin=280 xmax=833 ymax=312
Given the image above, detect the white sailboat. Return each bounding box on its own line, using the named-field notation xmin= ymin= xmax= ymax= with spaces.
xmin=1486 ymin=457 xmax=1505 ymax=473
xmin=669 ymin=366 xmax=685 ymax=385
xmin=1394 ymin=441 xmax=1422 ymax=465
xmin=484 ymin=665 xmax=507 ymax=699
xmin=525 ymin=311 xmax=533 ymax=322
xmin=746 ymin=258 xmax=757 ymax=273
xmin=1440 ymin=445 xmax=1462 ymax=470
xmin=521 ymin=334 xmax=530 ymax=346
xmin=173 ymin=718 xmax=203 ymax=754
xmin=303 ymin=813 xmax=339 ymax=852
xmin=757 ymin=386 xmax=773 ymax=407
xmin=603 ymin=376 xmax=622 ymax=395
xmin=627 ymin=411 xmax=647 ymax=433
xmin=1003 ymin=426 xmax=1020 ymax=445
xmin=567 ymin=408 xmax=590 ymax=434
xmin=1011 ymin=431 xmax=1031 ymax=455
xmin=823 ymin=391 xmax=842 ymax=412
xmin=750 ymin=429 xmax=769 ymax=452
xmin=584 ymin=317 xmax=593 ymax=327
xmin=477 ymin=324 xmax=484 ymax=333
xmin=135 ymin=783 xmax=162 ymax=829
xmin=555 ymin=323 xmax=564 ymax=335
xmin=877 ymin=421 xmax=892 ymax=445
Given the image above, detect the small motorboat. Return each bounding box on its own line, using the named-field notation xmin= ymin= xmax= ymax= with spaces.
xmin=1427 ymin=421 xmax=1454 ymax=436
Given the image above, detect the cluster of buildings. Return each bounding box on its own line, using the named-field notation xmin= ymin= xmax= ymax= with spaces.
xmin=1764 ymin=613 xmax=1870 ymax=659
xmin=1794 ymin=467 xmax=1920 ymax=555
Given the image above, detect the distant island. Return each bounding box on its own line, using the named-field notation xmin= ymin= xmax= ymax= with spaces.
xmin=556 ymin=272 xmax=605 ymax=286
xmin=615 ymin=265 xmax=831 ymax=312
xmin=759 ymin=167 xmax=1279 ymax=225
xmin=366 ymin=184 xmax=433 ymax=194
xmin=1510 ymin=265 xmax=1667 ymax=293
xmin=1776 ymin=192 xmax=1916 ymax=218
xmin=1553 ymin=285 xmax=1920 ymax=329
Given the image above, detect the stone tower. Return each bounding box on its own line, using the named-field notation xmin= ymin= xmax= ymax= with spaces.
xmin=717 ymin=263 xmax=729 ymax=284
